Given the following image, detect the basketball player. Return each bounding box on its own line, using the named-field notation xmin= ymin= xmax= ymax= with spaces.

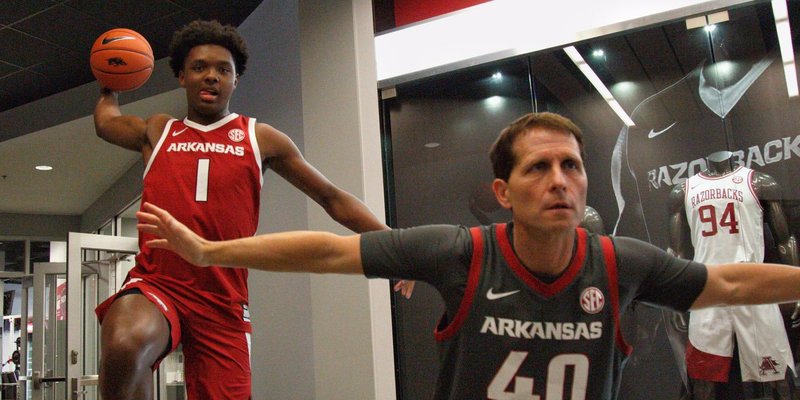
xmin=92 ymin=20 xmax=412 ymax=400
xmin=138 ymin=112 xmax=800 ymax=399
xmin=669 ymin=150 xmax=799 ymax=398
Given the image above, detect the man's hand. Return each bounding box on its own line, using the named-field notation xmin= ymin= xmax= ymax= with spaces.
xmin=137 ymin=202 xmax=211 ymax=266
xmin=394 ymin=280 xmax=416 ymax=299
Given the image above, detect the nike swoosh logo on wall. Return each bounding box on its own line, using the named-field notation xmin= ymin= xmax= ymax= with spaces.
xmin=486 ymin=288 xmax=520 ymax=300
xmin=647 ymin=121 xmax=677 ymax=139
xmin=102 ymin=36 xmax=135 ymax=45
xmin=172 ymin=128 xmax=188 ymax=137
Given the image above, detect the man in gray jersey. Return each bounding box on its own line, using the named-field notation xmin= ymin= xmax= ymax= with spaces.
xmin=137 ymin=112 xmax=800 ymax=399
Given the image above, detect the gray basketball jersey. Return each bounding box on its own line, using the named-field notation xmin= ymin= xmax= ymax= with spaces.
xmin=433 ymin=224 xmax=630 ymax=399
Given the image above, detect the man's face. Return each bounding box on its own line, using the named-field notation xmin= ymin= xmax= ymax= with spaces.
xmin=493 ymin=127 xmax=587 ymax=234
xmin=179 ymin=44 xmax=238 ymax=118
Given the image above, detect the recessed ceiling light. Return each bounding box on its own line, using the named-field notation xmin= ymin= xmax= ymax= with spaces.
xmin=35 ymin=165 xmax=53 ymax=171
xmin=424 ymin=142 xmax=440 ymax=148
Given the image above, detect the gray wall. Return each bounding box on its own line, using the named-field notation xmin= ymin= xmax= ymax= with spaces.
xmin=237 ymin=1 xmax=395 ymax=398
xmin=0 ymin=213 xmax=80 ymax=239
xmin=234 ymin=1 xmax=317 ymax=399
xmin=80 ymin=160 xmax=143 ymax=232
xmin=299 ymin=1 xmax=395 ymax=399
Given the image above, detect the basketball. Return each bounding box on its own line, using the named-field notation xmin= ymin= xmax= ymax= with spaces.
xmin=90 ymin=28 xmax=154 ymax=92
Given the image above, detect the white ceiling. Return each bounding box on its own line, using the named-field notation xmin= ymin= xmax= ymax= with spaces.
xmin=0 ymin=88 xmax=186 ymax=216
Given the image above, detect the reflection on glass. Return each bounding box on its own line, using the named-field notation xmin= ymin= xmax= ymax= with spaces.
xmin=0 ymin=242 xmax=25 ymax=273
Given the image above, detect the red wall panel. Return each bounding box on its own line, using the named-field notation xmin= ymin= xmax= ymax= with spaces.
xmin=394 ymin=0 xmax=491 ymax=27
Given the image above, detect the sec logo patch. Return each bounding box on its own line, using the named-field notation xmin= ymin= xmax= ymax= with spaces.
xmin=228 ymin=128 xmax=245 ymax=142
xmin=580 ymin=287 xmax=604 ymax=314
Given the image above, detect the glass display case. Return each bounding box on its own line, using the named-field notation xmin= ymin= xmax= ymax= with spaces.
xmin=380 ymin=2 xmax=800 ymax=398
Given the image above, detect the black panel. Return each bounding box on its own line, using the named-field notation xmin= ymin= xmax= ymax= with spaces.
xmin=66 ymin=0 xmax=183 ymax=28
xmin=0 ymin=0 xmax=57 ymax=25
xmin=13 ymin=5 xmax=115 ymax=54
xmin=372 ymin=0 xmax=396 ymax=34
xmin=0 ymin=61 xmax=20 ymax=79
xmin=0 ymin=28 xmax=60 ymax=67
xmin=136 ymin=10 xmax=202 ymax=60
xmin=169 ymin=0 xmax=263 ymax=26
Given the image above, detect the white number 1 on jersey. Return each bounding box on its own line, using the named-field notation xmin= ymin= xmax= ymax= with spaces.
xmin=196 ymin=159 xmax=209 ymax=202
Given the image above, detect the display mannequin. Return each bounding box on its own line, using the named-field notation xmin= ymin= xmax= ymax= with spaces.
xmin=581 ymin=205 xmax=605 ymax=234
xmin=668 ymin=150 xmax=799 ymax=399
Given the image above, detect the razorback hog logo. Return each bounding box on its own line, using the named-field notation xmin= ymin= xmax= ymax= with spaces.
xmin=107 ymin=57 xmax=127 ymax=66
xmin=759 ymin=356 xmax=780 ymax=376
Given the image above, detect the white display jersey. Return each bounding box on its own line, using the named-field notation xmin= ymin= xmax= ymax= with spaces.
xmin=684 ymin=166 xmax=763 ymax=264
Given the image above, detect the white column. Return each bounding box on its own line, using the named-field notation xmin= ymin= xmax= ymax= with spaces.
xmin=300 ymin=0 xmax=396 ymax=398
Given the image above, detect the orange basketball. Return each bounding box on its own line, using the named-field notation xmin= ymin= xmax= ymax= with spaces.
xmin=90 ymin=28 xmax=154 ymax=92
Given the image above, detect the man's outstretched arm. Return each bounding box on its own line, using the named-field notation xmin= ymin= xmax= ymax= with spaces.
xmin=137 ymin=202 xmax=363 ymax=274
xmin=691 ymin=262 xmax=800 ymax=309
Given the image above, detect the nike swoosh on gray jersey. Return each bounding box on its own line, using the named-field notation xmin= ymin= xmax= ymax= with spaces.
xmin=486 ymin=288 xmax=520 ymax=300
xmin=647 ymin=121 xmax=677 ymax=139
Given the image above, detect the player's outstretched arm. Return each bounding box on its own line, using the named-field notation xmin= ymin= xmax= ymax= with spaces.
xmin=690 ymin=262 xmax=800 ymax=309
xmin=137 ymin=202 xmax=364 ymax=274
xmin=257 ymin=123 xmax=416 ymax=297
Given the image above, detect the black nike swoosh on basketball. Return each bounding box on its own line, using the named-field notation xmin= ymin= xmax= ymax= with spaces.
xmin=102 ymin=36 xmax=136 ymax=45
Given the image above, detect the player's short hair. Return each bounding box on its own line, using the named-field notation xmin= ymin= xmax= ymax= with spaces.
xmin=169 ymin=20 xmax=249 ymax=77
xmin=490 ymin=112 xmax=585 ymax=181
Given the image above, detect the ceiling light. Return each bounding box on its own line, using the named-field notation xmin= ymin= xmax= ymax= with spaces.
xmin=563 ymin=46 xmax=635 ymax=127
xmin=491 ymin=72 xmax=503 ymax=81
xmin=484 ymin=96 xmax=505 ymax=110
xmin=35 ymin=165 xmax=53 ymax=171
xmin=772 ymin=0 xmax=798 ymax=97
xmin=424 ymin=142 xmax=440 ymax=148
xmin=703 ymin=24 xmax=717 ymax=33
xmin=592 ymin=49 xmax=605 ymax=58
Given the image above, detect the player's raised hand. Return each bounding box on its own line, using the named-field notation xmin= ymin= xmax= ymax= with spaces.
xmin=137 ymin=202 xmax=211 ymax=266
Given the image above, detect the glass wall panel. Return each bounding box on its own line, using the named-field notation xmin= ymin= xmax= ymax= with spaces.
xmin=381 ymin=2 xmax=800 ymax=399
xmin=383 ymin=57 xmax=531 ymax=399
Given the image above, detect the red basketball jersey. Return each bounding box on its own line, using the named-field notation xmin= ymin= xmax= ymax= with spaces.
xmin=134 ymin=113 xmax=262 ymax=330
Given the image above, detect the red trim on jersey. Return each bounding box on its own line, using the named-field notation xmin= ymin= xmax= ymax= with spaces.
xmin=435 ymin=226 xmax=485 ymax=342
xmin=599 ymin=235 xmax=632 ymax=355
xmin=687 ymin=341 xmax=731 ymax=382
xmin=497 ymin=224 xmax=587 ymax=298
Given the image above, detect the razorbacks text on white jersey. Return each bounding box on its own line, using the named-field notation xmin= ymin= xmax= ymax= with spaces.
xmin=683 ymin=166 xmax=763 ymax=264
